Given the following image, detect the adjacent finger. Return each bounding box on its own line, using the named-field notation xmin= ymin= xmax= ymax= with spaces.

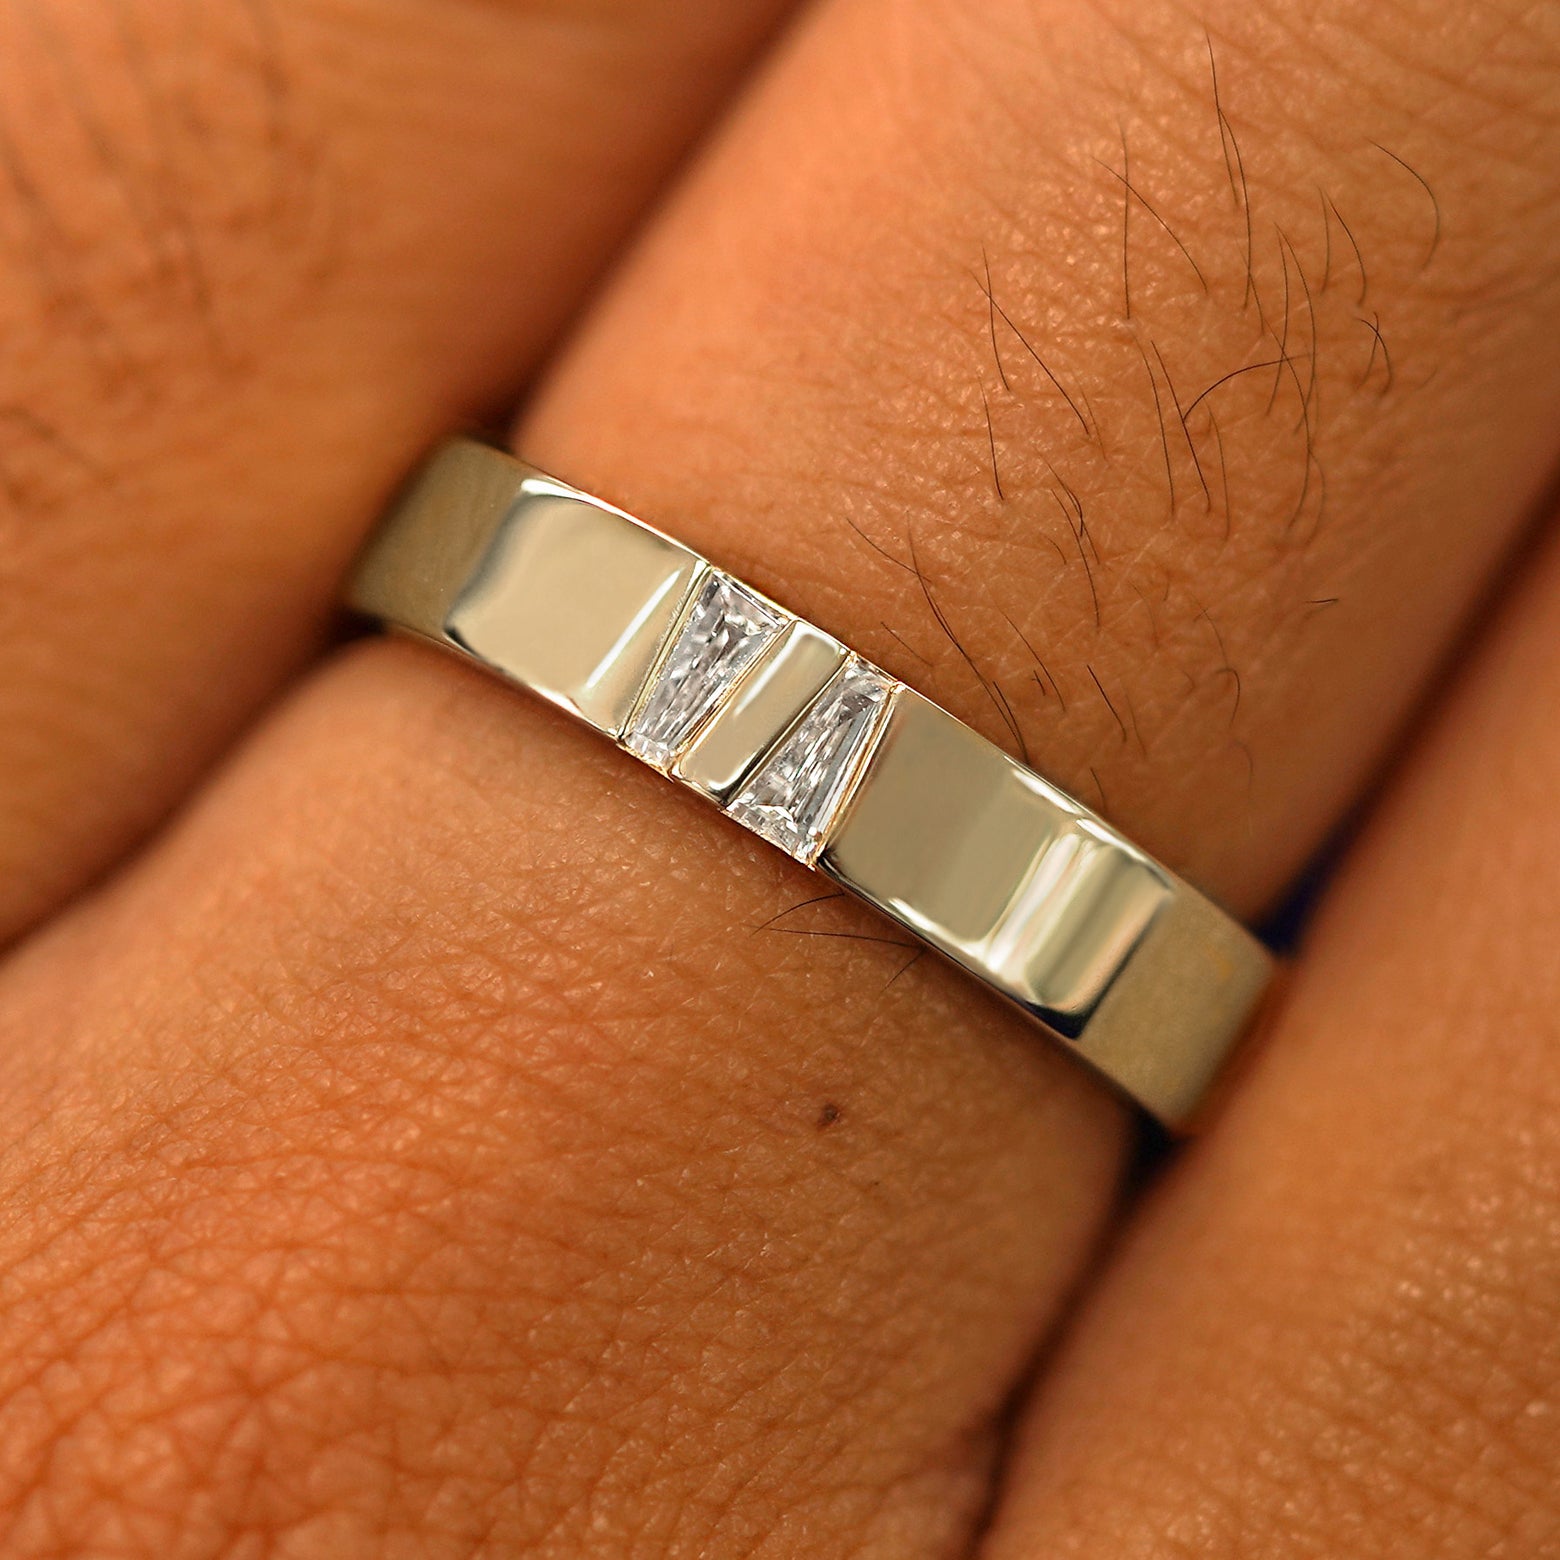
xmin=0 ymin=0 xmax=793 ymax=941
xmin=978 ymin=511 xmax=1560 ymax=1560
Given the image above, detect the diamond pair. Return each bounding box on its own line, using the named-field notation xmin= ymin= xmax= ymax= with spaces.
xmin=623 ymin=572 xmax=894 ymax=863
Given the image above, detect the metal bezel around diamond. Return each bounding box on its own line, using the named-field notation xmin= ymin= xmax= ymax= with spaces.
xmin=726 ymin=657 xmax=897 ymax=864
xmin=623 ymin=571 xmax=788 ymax=770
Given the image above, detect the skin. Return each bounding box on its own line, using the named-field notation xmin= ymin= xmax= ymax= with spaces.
xmin=0 ymin=0 xmax=1554 ymax=1554
xmin=0 ymin=0 xmax=797 ymax=941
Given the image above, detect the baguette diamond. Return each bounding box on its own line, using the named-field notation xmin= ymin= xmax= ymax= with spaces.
xmin=625 ymin=572 xmax=786 ymax=768
xmin=727 ymin=658 xmax=895 ymax=863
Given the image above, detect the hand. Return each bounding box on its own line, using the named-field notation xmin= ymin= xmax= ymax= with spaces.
xmin=0 ymin=1 xmax=1555 ymax=1553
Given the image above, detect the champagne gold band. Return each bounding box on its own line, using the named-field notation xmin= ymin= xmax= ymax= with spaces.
xmin=349 ymin=438 xmax=1275 ymax=1130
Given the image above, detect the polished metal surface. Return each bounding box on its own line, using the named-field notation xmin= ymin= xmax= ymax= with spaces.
xmin=676 ymin=621 xmax=847 ymax=802
xmin=451 ymin=481 xmax=705 ymax=738
xmin=349 ymin=437 xmax=1277 ymax=1130
xmin=820 ymin=688 xmax=1170 ymax=1040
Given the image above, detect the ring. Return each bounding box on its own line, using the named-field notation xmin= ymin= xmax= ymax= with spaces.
xmin=349 ymin=438 xmax=1275 ymax=1130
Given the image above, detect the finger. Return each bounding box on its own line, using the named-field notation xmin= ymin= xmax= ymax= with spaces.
xmin=978 ymin=512 xmax=1560 ymax=1559
xmin=522 ymin=0 xmax=1560 ymax=913
xmin=0 ymin=0 xmax=1558 ymax=1554
xmin=0 ymin=0 xmax=793 ymax=941
xmin=0 ymin=643 xmax=1124 ymax=1556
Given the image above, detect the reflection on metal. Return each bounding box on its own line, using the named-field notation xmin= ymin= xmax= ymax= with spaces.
xmin=820 ymin=689 xmax=1168 ymax=1038
xmin=450 ymin=481 xmax=705 ymax=738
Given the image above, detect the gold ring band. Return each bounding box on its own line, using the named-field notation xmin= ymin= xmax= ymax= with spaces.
xmin=349 ymin=438 xmax=1275 ymax=1130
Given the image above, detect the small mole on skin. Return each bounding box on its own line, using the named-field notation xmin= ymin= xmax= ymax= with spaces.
xmin=817 ymin=1102 xmax=842 ymax=1129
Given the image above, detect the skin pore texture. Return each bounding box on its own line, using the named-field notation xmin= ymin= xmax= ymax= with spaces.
xmin=0 ymin=0 xmax=1552 ymax=1555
